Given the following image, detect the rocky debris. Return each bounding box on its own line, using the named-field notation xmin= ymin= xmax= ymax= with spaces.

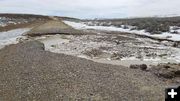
xmin=172 ymin=42 xmax=180 ymax=48
xmin=38 ymin=31 xmax=177 ymax=63
xmin=114 ymin=40 xmax=120 ymax=45
xmin=83 ymin=48 xmax=103 ymax=58
xmin=129 ymin=63 xmax=180 ymax=84
xmin=149 ymin=63 xmax=180 ymax=79
xmin=110 ymin=52 xmax=121 ymax=60
xmin=140 ymin=64 xmax=148 ymax=70
xmin=16 ymin=37 xmax=29 ymax=43
xmin=130 ymin=65 xmax=139 ymax=69
xmin=129 ymin=64 xmax=148 ymax=71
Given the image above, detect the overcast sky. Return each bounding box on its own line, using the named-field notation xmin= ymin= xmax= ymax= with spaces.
xmin=0 ymin=0 xmax=180 ymax=18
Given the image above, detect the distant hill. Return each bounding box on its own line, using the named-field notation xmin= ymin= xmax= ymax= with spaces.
xmin=84 ymin=16 xmax=180 ymax=34
xmin=0 ymin=13 xmax=80 ymax=21
xmin=0 ymin=13 xmax=51 ymax=19
xmin=0 ymin=13 xmax=80 ymax=32
xmin=54 ymin=16 xmax=80 ymax=21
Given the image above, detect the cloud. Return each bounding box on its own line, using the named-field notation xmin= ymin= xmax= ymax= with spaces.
xmin=0 ymin=0 xmax=180 ymax=18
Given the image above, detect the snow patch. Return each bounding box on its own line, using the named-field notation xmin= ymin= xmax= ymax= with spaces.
xmin=0 ymin=17 xmax=34 ymax=27
xmin=64 ymin=21 xmax=180 ymax=41
xmin=0 ymin=28 xmax=30 ymax=49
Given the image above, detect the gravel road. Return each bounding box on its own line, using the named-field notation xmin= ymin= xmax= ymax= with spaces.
xmin=27 ymin=20 xmax=87 ymax=36
xmin=0 ymin=41 xmax=167 ymax=101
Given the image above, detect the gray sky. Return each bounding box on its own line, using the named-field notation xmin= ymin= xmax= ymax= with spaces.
xmin=0 ymin=0 xmax=180 ymax=18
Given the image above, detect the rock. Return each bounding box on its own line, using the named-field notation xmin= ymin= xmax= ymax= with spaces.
xmin=114 ymin=40 xmax=120 ymax=45
xmin=166 ymin=36 xmax=172 ymax=38
xmin=172 ymin=42 xmax=180 ymax=48
xmin=174 ymin=70 xmax=180 ymax=77
xmin=110 ymin=52 xmax=121 ymax=60
xmin=130 ymin=64 xmax=147 ymax=71
xmin=16 ymin=37 xmax=25 ymax=43
xmin=162 ymin=65 xmax=171 ymax=69
xmin=83 ymin=49 xmax=103 ymax=58
xmin=129 ymin=65 xmax=139 ymax=69
xmin=139 ymin=64 xmax=148 ymax=70
xmin=158 ymin=70 xmax=174 ymax=79
xmin=149 ymin=64 xmax=180 ymax=79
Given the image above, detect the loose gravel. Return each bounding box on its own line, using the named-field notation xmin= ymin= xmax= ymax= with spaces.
xmin=0 ymin=41 xmax=167 ymax=101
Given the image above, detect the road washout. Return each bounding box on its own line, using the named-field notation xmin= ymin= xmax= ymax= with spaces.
xmin=0 ymin=41 xmax=167 ymax=100
xmin=36 ymin=33 xmax=180 ymax=67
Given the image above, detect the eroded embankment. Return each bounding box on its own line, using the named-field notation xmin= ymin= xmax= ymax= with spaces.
xmin=26 ymin=20 xmax=90 ymax=37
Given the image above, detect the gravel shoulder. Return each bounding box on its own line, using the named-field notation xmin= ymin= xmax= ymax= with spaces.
xmin=0 ymin=41 xmax=167 ymax=101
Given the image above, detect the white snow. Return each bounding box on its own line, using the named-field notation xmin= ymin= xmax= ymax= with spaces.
xmin=63 ymin=21 xmax=88 ymax=29
xmin=0 ymin=28 xmax=30 ymax=49
xmin=0 ymin=17 xmax=7 ymax=27
xmin=151 ymin=32 xmax=180 ymax=41
xmin=0 ymin=17 xmax=31 ymax=27
xmin=170 ymin=26 xmax=180 ymax=33
xmin=0 ymin=22 xmax=7 ymax=27
xmin=64 ymin=21 xmax=180 ymax=41
xmin=0 ymin=17 xmax=7 ymax=20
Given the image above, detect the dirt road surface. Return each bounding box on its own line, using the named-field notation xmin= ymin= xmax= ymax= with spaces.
xmin=27 ymin=20 xmax=86 ymax=36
